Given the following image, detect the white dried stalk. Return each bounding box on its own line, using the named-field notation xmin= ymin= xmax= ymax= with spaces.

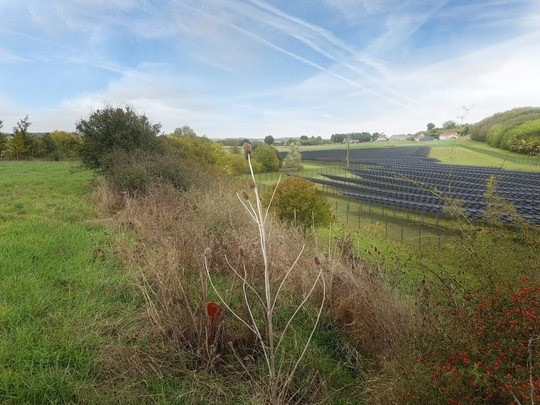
xmin=204 ymin=152 xmax=325 ymax=403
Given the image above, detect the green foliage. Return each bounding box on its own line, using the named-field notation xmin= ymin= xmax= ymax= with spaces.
xmin=427 ymin=122 xmax=435 ymax=131
xmin=503 ymin=119 xmax=540 ymax=155
xmin=0 ymin=133 xmax=6 ymax=158
xmin=264 ymin=177 xmax=332 ymax=228
xmin=10 ymin=116 xmax=32 ymax=159
xmin=470 ymin=107 xmax=540 ymax=142
xmin=76 ymin=106 xmax=160 ymax=170
xmin=51 ymin=130 xmax=82 ymax=159
xmin=442 ymin=120 xmax=457 ymax=130
xmin=282 ymin=143 xmax=302 ymax=170
xmin=167 ymin=134 xmax=230 ymax=168
xmin=331 ymin=132 xmax=371 ymax=143
xmin=252 ymin=144 xmax=280 ymax=172
xmin=101 ymin=145 xmax=212 ymax=194
xmin=264 ymin=135 xmax=274 ymax=145
xmin=486 ymin=123 xmax=504 ymax=147
xmin=173 ymin=125 xmax=197 ymax=137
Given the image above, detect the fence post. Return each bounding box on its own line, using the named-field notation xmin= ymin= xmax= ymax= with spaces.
xmin=346 ymin=200 xmax=350 ymax=224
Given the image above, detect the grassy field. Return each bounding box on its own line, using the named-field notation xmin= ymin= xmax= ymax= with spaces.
xmin=0 ymin=162 xmax=142 ymax=403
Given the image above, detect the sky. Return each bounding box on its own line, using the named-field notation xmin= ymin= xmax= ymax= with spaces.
xmin=1 ymin=0 xmax=539 ymax=138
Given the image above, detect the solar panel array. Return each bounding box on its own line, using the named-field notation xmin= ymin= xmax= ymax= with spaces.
xmin=303 ymin=149 xmax=540 ymax=225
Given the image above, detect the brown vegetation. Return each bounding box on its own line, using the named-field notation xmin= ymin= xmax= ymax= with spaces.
xmin=92 ymin=175 xmax=415 ymax=402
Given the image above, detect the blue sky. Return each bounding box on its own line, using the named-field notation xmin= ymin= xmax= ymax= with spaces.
xmin=1 ymin=0 xmax=539 ymax=137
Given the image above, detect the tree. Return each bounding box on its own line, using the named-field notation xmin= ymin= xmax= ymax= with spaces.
xmin=282 ymin=142 xmax=302 ymax=170
xmin=263 ymin=177 xmax=332 ymax=228
xmin=41 ymin=134 xmax=57 ymax=158
xmin=442 ymin=120 xmax=457 ymax=130
xmin=252 ymin=144 xmax=280 ymax=172
xmin=0 ymin=120 xmax=5 ymax=158
xmin=167 ymin=135 xmax=229 ymax=169
xmin=76 ymin=106 xmax=161 ymax=170
xmin=51 ymin=130 xmax=82 ymax=159
xmin=173 ymin=125 xmax=197 ymax=137
xmin=427 ymin=122 xmax=435 ymax=131
xmin=11 ymin=115 xmax=31 ymax=159
xmin=264 ymin=135 xmax=275 ymax=145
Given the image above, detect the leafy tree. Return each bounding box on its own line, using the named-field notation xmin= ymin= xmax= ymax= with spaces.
xmin=263 ymin=177 xmax=332 ymax=228
xmin=0 ymin=134 xmax=6 ymax=158
xmin=282 ymin=143 xmax=302 ymax=170
xmin=76 ymin=106 xmax=160 ymax=170
xmin=442 ymin=120 xmax=457 ymax=130
xmin=427 ymin=122 xmax=436 ymax=131
xmin=10 ymin=115 xmax=32 ymax=159
xmin=167 ymin=134 xmax=229 ymax=169
xmin=264 ymin=135 xmax=275 ymax=145
xmin=300 ymin=135 xmax=308 ymax=141
xmin=252 ymin=144 xmax=280 ymax=172
xmin=173 ymin=125 xmax=197 ymax=137
xmin=41 ymin=134 xmax=57 ymax=158
xmin=51 ymin=130 xmax=82 ymax=158
xmin=0 ymin=120 xmax=5 ymax=158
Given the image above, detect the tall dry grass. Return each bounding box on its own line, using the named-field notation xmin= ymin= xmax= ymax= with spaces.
xmin=92 ymin=177 xmax=415 ymax=401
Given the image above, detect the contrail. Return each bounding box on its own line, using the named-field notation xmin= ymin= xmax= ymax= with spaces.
xmin=170 ymin=0 xmax=417 ymax=113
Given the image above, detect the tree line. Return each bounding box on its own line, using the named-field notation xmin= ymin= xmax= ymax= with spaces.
xmin=0 ymin=116 xmax=82 ymax=160
xmin=470 ymin=107 xmax=540 ymax=155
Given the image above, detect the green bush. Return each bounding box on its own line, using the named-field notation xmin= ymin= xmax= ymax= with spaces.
xmin=252 ymin=144 xmax=280 ymax=172
xmin=101 ymin=145 xmax=212 ymax=194
xmin=486 ymin=124 xmax=504 ymax=147
xmin=504 ymin=119 xmax=540 ymax=154
xmin=263 ymin=177 xmax=332 ymax=228
xmin=76 ymin=106 xmax=160 ymax=170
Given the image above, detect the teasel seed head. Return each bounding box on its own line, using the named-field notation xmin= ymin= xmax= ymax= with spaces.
xmin=314 ymin=256 xmax=321 ymax=266
xmin=241 ymin=190 xmax=250 ymax=200
xmin=243 ymin=143 xmax=253 ymax=156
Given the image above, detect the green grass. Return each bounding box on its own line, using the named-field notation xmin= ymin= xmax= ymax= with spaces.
xmin=429 ymin=140 xmax=540 ymax=171
xmin=0 ymin=161 xmax=142 ymax=403
xmin=0 ymin=161 xmax=370 ymax=404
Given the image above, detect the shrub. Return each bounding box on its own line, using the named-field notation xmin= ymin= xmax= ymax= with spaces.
xmin=252 ymin=144 xmax=280 ymax=172
xmin=51 ymin=130 xmax=82 ymax=159
xmin=504 ymin=119 xmax=540 ymax=154
xmin=406 ymin=280 xmax=539 ymax=404
xmin=264 ymin=177 xmax=332 ymax=228
xmin=167 ymin=134 xmax=229 ymax=169
xmin=486 ymin=124 xmax=504 ymax=147
xmin=76 ymin=106 xmax=160 ymax=170
xmin=101 ymin=145 xmax=213 ymax=194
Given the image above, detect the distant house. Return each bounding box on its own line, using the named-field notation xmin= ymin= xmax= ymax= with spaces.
xmin=390 ymin=134 xmax=409 ymax=141
xmin=440 ymin=130 xmax=459 ymax=140
xmin=375 ymin=136 xmax=389 ymax=142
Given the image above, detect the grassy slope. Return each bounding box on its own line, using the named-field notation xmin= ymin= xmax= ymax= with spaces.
xmin=0 ymin=162 xmax=140 ymax=403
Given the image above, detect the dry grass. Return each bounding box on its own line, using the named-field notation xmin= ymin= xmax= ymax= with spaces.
xmin=92 ymin=177 xmax=416 ymax=401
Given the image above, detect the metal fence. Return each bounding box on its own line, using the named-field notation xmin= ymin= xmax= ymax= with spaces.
xmin=240 ymin=167 xmax=453 ymax=250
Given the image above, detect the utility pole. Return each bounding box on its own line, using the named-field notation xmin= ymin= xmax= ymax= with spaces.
xmin=346 ymin=133 xmax=350 ymax=168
